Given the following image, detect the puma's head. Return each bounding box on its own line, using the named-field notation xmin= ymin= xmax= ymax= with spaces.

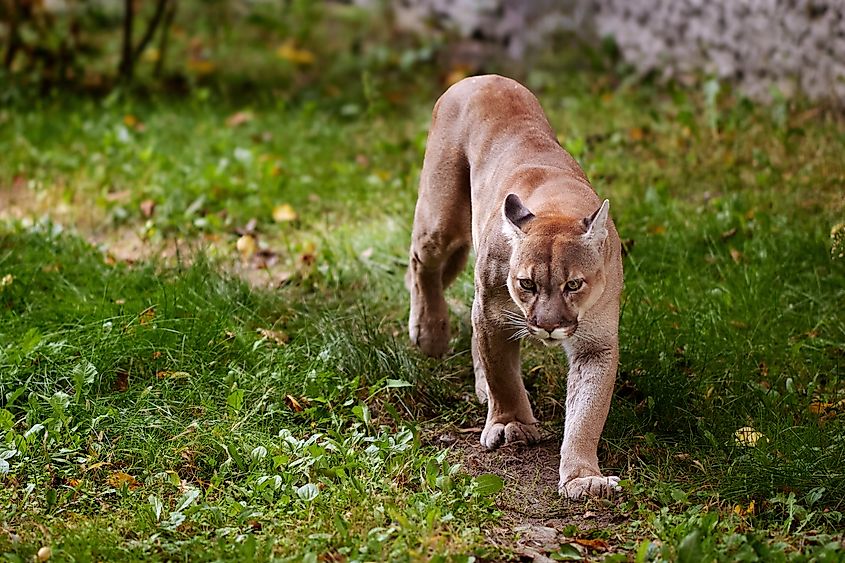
xmin=502 ymin=193 xmax=610 ymax=345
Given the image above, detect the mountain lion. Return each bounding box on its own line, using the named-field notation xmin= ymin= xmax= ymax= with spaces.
xmin=406 ymin=75 xmax=623 ymax=499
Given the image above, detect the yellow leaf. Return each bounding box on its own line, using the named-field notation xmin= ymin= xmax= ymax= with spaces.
xmin=0 ymin=274 xmax=13 ymax=288
xmin=107 ymin=471 xmax=140 ymax=489
xmin=276 ymin=40 xmax=315 ymax=65
xmin=257 ymin=328 xmax=289 ymax=346
xmin=187 ymin=58 xmax=215 ymax=75
xmin=809 ymin=401 xmax=833 ymax=415
xmin=143 ymin=47 xmax=160 ymax=63
xmin=236 ymin=234 xmax=257 ymax=259
xmin=123 ymin=114 xmax=138 ymax=128
xmin=444 ymin=65 xmax=470 ymax=87
xmin=735 ymin=426 xmax=763 ymax=447
xmin=272 ymin=204 xmax=298 ymax=223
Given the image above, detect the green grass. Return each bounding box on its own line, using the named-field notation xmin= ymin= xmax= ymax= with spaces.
xmin=2 ymin=45 xmax=845 ymax=561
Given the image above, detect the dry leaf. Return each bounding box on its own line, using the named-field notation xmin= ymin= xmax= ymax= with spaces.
xmin=272 ymin=204 xmax=298 ymax=223
xmin=105 ymin=189 xmax=131 ymax=203
xmin=729 ymin=248 xmax=743 ymax=263
xmin=107 ymin=471 xmax=140 ymax=490
xmin=140 ymin=199 xmax=156 ymax=218
xmin=285 ymin=394 xmax=304 ymax=412
xmin=809 ymin=401 xmax=832 ymax=415
xmin=156 ymin=370 xmax=190 ymax=380
xmin=444 ymin=65 xmax=470 ymax=86
xmin=575 ymin=538 xmax=608 ymax=551
xmin=720 ymin=227 xmax=738 ymax=240
xmin=225 ymin=110 xmax=254 ymax=128
xmin=0 ymin=274 xmax=13 ymax=288
xmin=187 ymin=58 xmax=215 ymax=75
xmin=628 ymin=127 xmax=645 ymax=141
xmin=276 ymin=40 xmax=315 ymax=65
xmin=735 ymin=426 xmax=763 ymax=447
xmin=236 ymin=234 xmax=257 ymax=259
xmin=257 ymin=328 xmax=289 ymax=346
xmin=123 ymin=114 xmax=138 ymax=128
xmin=648 ymin=225 xmax=666 ymax=235
xmin=139 ymin=306 xmax=156 ymax=325
xmin=114 ymin=370 xmax=129 ymax=392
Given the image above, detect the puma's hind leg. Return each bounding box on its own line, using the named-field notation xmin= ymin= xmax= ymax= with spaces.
xmin=406 ymin=140 xmax=471 ymax=357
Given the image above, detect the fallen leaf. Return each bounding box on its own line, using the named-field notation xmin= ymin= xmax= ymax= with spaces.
xmin=236 ymin=235 xmax=257 ymax=259
xmin=152 ymin=351 xmax=162 ymax=360
xmin=729 ymin=248 xmax=743 ymax=263
xmin=123 ymin=114 xmax=138 ymax=128
xmin=574 ymin=538 xmax=608 ymax=552
xmin=225 ymin=110 xmax=254 ymax=128
xmin=156 ymin=370 xmax=190 ymax=380
xmin=107 ymin=471 xmax=140 ymax=490
xmin=140 ymin=199 xmax=156 ymax=218
xmin=0 ymin=274 xmax=13 ymax=288
xmin=809 ymin=401 xmax=833 ymax=415
xmin=114 ymin=370 xmax=129 ymax=392
xmin=105 ymin=189 xmax=131 ymax=203
xmin=444 ymin=65 xmax=470 ymax=86
xmin=139 ymin=306 xmax=156 ymax=325
xmin=735 ymin=426 xmax=763 ymax=447
xmin=272 ymin=204 xmax=298 ymax=223
xmin=187 ymin=58 xmax=215 ymax=75
xmin=285 ymin=395 xmax=304 ymax=412
xmin=628 ymin=127 xmax=645 ymax=141
xmin=257 ymin=328 xmax=289 ymax=346
xmin=276 ymin=40 xmax=315 ymax=65
xmin=648 ymin=224 xmax=666 ymax=235
xmin=720 ymin=227 xmax=738 ymax=240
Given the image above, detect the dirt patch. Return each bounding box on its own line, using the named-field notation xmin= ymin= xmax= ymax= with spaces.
xmin=438 ymin=430 xmax=631 ymax=561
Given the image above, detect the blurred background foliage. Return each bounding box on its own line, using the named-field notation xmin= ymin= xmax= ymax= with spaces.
xmin=2 ymin=0 xmax=844 ymax=108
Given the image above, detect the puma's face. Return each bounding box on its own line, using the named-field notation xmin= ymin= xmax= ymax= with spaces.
xmin=502 ymin=194 xmax=610 ymax=345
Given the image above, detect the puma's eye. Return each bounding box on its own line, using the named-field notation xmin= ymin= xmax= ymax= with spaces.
xmin=518 ymin=278 xmax=536 ymax=292
xmin=565 ymin=279 xmax=583 ymax=292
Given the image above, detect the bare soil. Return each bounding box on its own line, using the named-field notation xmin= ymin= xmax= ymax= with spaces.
xmin=437 ymin=430 xmax=633 ymax=561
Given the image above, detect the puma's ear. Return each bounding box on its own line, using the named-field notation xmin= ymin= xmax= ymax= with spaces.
xmin=582 ymin=199 xmax=610 ymax=248
xmin=502 ymin=193 xmax=536 ymax=239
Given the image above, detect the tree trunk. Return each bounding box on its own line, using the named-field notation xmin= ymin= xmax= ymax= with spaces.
xmin=3 ymin=0 xmax=20 ymax=69
xmin=118 ymin=0 xmax=135 ymax=82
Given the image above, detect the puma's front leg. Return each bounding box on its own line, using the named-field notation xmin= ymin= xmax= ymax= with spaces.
xmin=558 ymin=345 xmax=621 ymax=500
xmin=472 ymin=297 xmax=541 ymax=450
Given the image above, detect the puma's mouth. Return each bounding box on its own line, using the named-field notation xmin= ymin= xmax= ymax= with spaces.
xmin=529 ymin=325 xmax=577 ymax=343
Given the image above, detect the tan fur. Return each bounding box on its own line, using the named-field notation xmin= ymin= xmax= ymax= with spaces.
xmin=406 ymin=75 xmax=623 ymax=499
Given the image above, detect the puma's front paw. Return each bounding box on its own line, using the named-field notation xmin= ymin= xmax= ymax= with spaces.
xmin=559 ymin=475 xmax=621 ymax=500
xmin=481 ymin=419 xmax=541 ymax=450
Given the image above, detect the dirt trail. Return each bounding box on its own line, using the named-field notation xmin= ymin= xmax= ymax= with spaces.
xmin=441 ymin=432 xmax=631 ymax=561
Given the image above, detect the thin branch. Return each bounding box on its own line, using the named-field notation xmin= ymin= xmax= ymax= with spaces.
xmin=154 ymin=0 xmax=177 ymax=78
xmin=133 ymin=0 xmax=170 ymax=60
